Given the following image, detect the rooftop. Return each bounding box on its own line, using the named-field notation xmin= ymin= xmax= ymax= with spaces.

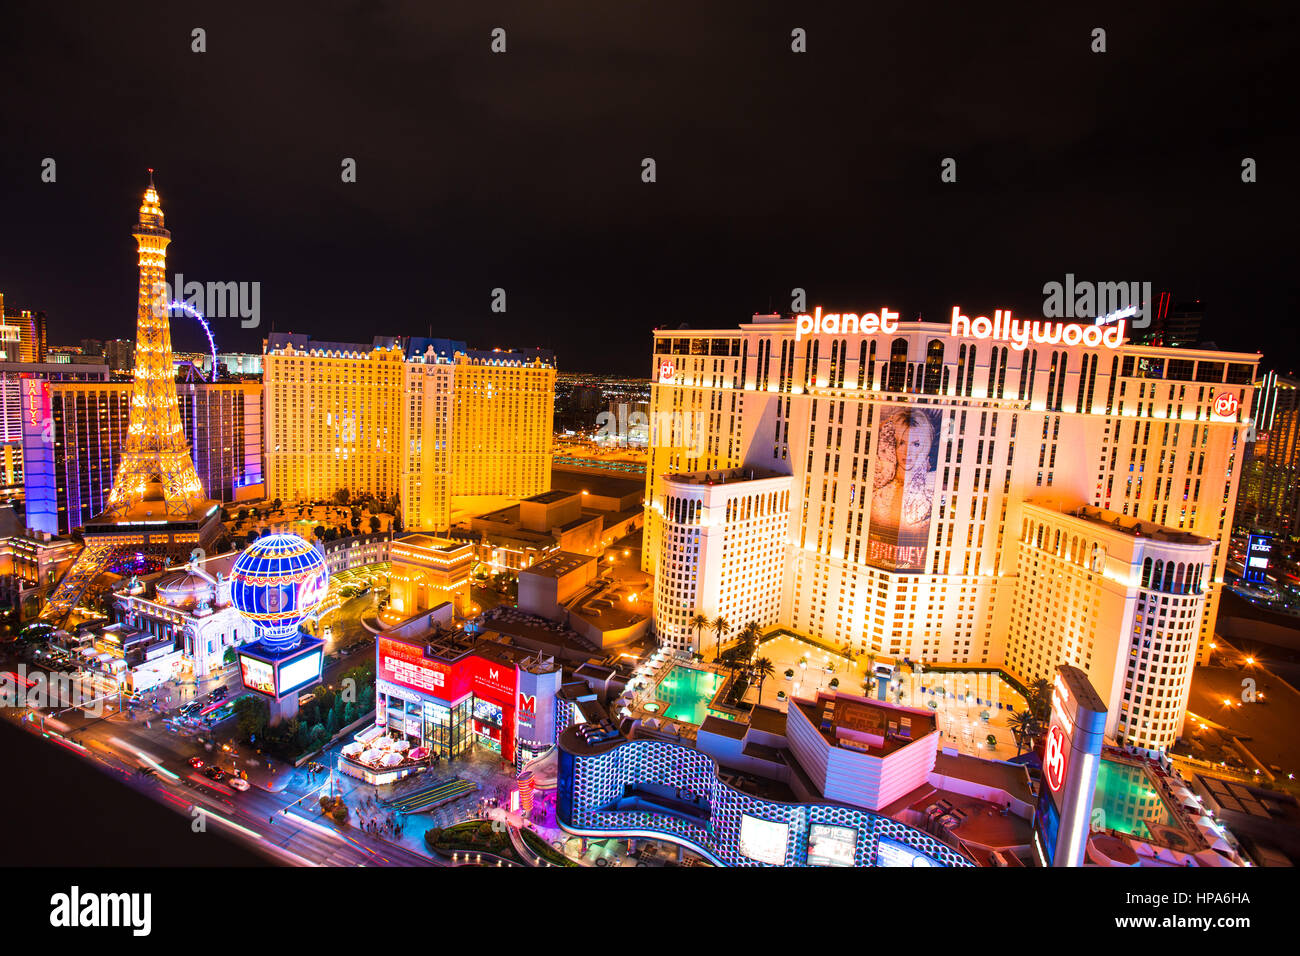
xmin=794 ymin=691 xmax=936 ymax=757
xmin=1029 ymin=499 xmax=1213 ymax=546
xmin=663 ymin=465 xmax=788 ymax=486
xmin=523 ymin=551 xmax=595 ymax=579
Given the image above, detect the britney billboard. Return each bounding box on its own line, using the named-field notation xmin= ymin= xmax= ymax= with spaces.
xmin=868 ymin=405 xmax=941 ymax=572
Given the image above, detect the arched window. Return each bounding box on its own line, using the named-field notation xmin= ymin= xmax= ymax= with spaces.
xmin=1141 ymin=557 xmax=1153 ymax=588
xmin=887 ymin=338 xmax=909 ymax=392
xmin=923 ymin=339 xmax=944 ymax=394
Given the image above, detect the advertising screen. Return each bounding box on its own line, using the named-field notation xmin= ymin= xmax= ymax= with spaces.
xmin=807 ymin=823 xmax=857 ymax=867
xmin=738 ymin=815 xmax=789 ymax=865
xmin=239 ymin=656 xmax=275 ymax=696
xmin=377 ymin=637 xmax=459 ymax=698
xmin=278 ymin=650 xmax=323 ymax=696
xmin=875 ymin=836 xmax=937 ymax=867
xmin=867 ymin=405 xmax=941 ymax=572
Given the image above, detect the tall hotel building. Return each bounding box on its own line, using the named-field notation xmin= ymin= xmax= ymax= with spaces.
xmin=21 ymin=380 xmax=263 ymax=535
xmin=263 ymin=335 xmax=555 ymax=532
xmin=645 ymin=309 xmax=1258 ymax=752
xmin=1236 ymin=371 xmax=1300 ymax=536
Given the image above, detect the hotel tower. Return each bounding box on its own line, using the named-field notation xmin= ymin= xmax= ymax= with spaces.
xmin=263 ymin=335 xmax=555 ymax=532
xmin=645 ymin=308 xmax=1258 ymax=752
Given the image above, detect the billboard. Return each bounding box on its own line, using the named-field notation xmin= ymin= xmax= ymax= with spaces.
xmin=868 ymin=405 xmax=941 ymax=572
xmin=875 ymin=836 xmax=937 ymax=867
xmin=807 ymin=823 xmax=857 ymax=867
xmin=738 ymin=815 xmax=789 ymax=865
xmin=239 ymin=655 xmax=276 ymax=696
xmin=278 ymin=650 xmax=323 ymax=697
xmin=377 ymin=637 xmax=465 ymax=699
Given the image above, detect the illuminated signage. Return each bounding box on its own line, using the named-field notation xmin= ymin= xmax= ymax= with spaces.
xmin=239 ymin=656 xmax=275 ymax=696
xmin=1244 ymin=533 xmax=1272 ymax=584
xmin=875 ymin=836 xmax=937 ymax=867
xmin=377 ymin=637 xmax=453 ymax=696
xmin=795 ymin=307 xmax=898 ymax=342
xmin=738 ymin=815 xmax=789 ymax=865
xmin=951 ymin=308 xmax=1124 ymax=351
xmin=278 ymin=650 xmax=322 ymax=696
xmin=807 ymin=824 xmax=857 ymax=867
xmin=1044 ymin=724 xmax=1068 ymax=794
xmin=1212 ymin=392 xmax=1240 ymax=418
xmin=658 ymin=360 xmax=675 ymax=383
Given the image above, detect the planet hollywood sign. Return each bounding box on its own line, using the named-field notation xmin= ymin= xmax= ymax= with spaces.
xmin=793 ymin=305 xmax=1126 ymax=350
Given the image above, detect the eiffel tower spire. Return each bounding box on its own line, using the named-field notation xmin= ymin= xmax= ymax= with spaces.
xmin=102 ymin=173 xmax=208 ymax=518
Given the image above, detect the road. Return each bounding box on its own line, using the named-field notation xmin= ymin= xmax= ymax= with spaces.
xmin=0 ymin=618 xmax=435 ymax=868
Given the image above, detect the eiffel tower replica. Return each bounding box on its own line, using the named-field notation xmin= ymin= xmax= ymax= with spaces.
xmin=42 ymin=174 xmax=222 ymax=623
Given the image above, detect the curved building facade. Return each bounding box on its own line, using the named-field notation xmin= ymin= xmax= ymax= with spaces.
xmin=556 ymin=728 xmax=970 ymax=867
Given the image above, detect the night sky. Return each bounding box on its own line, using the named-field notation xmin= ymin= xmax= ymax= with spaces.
xmin=1 ymin=1 xmax=1295 ymax=376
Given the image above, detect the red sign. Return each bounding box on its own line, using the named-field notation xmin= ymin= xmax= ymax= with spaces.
xmin=1212 ymin=392 xmax=1239 ymax=418
xmin=1044 ymin=724 xmax=1068 ymax=794
xmin=658 ymin=361 xmax=675 ymax=383
xmin=377 ymin=637 xmax=469 ymax=699
xmin=376 ymin=638 xmax=520 ymax=762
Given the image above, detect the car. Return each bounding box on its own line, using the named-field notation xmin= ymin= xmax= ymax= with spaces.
xmin=210 ymin=686 xmax=228 ymax=701
xmin=203 ymin=766 xmax=227 ymax=781
xmin=227 ymin=777 xmax=250 ymax=792
xmin=187 ymin=756 xmax=205 ymax=769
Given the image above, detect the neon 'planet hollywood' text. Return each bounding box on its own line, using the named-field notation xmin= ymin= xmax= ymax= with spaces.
xmin=795 ymin=306 xmax=1124 ymax=351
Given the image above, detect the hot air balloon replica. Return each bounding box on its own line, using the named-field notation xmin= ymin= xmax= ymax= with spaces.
xmin=230 ymin=533 xmax=329 ymax=723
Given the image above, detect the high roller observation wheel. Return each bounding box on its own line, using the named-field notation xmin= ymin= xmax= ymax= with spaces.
xmin=167 ymin=299 xmax=219 ymax=382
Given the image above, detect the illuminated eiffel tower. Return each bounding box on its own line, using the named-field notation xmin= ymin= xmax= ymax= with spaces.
xmin=104 ymin=173 xmax=209 ymax=518
xmin=42 ymin=174 xmax=221 ymax=622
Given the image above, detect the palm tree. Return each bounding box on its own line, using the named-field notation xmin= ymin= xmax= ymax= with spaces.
xmin=738 ymin=621 xmax=761 ymax=662
xmin=689 ymin=612 xmax=710 ymax=657
xmin=1025 ymin=678 xmax=1053 ymax=723
xmin=710 ymin=615 xmax=730 ymax=662
xmin=1008 ymin=710 xmax=1040 ymax=757
xmin=752 ymin=657 xmax=776 ymax=705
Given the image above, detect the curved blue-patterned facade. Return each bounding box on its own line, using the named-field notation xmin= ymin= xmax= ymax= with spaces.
xmin=230 ymin=533 xmax=329 ymax=652
xmin=557 ymin=732 xmax=971 ymax=867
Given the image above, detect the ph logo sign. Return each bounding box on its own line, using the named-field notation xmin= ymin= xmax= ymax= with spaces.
xmin=1213 ymin=393 xmax=1239 ymax=418
xmin=1044 ymin=725 xmax=1068 ymax=794
xmin=659 ymin=361 xmax=675 ymax=383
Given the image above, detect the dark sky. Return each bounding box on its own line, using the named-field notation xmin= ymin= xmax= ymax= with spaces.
xmin=1 ymin=1 xmax=1295 ymax=376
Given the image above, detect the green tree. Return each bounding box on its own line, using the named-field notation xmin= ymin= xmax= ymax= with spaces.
xmin=369 ymin=515 xmax=380 ymax=534
xmin=689 ymin=612 xmax=709 ymax=656
xmin=234 ymin=695 xmax=268 ymax=741
xmin=710 ymin=615 xmax=730 ymax=662
xmin=752 ymin=656 xmax=776 ymax=705
xmin=333 ymin=488 xmax=351 ymax=506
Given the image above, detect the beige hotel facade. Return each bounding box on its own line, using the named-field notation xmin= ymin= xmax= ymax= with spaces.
xmin=645 ymin=308 xmax=1258 ymax=752
xmin=263 ymin=334 xmax=555 ymax=533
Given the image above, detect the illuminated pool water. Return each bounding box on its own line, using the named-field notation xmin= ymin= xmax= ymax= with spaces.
xmin=656 ymin=667 xmax=731 ymax=724
xmin=1093 ymin=758 xmax=1177 ymax=838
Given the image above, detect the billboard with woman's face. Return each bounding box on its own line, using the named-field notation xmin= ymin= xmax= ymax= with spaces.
xmin=868 ymin=406 xmax=941 ymax=572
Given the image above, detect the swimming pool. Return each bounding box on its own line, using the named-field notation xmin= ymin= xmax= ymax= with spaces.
xmin=1092 ymin=758 xmax=1177 ymax=838
xmin=655 ymin=667 xmax=731 ymax=724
